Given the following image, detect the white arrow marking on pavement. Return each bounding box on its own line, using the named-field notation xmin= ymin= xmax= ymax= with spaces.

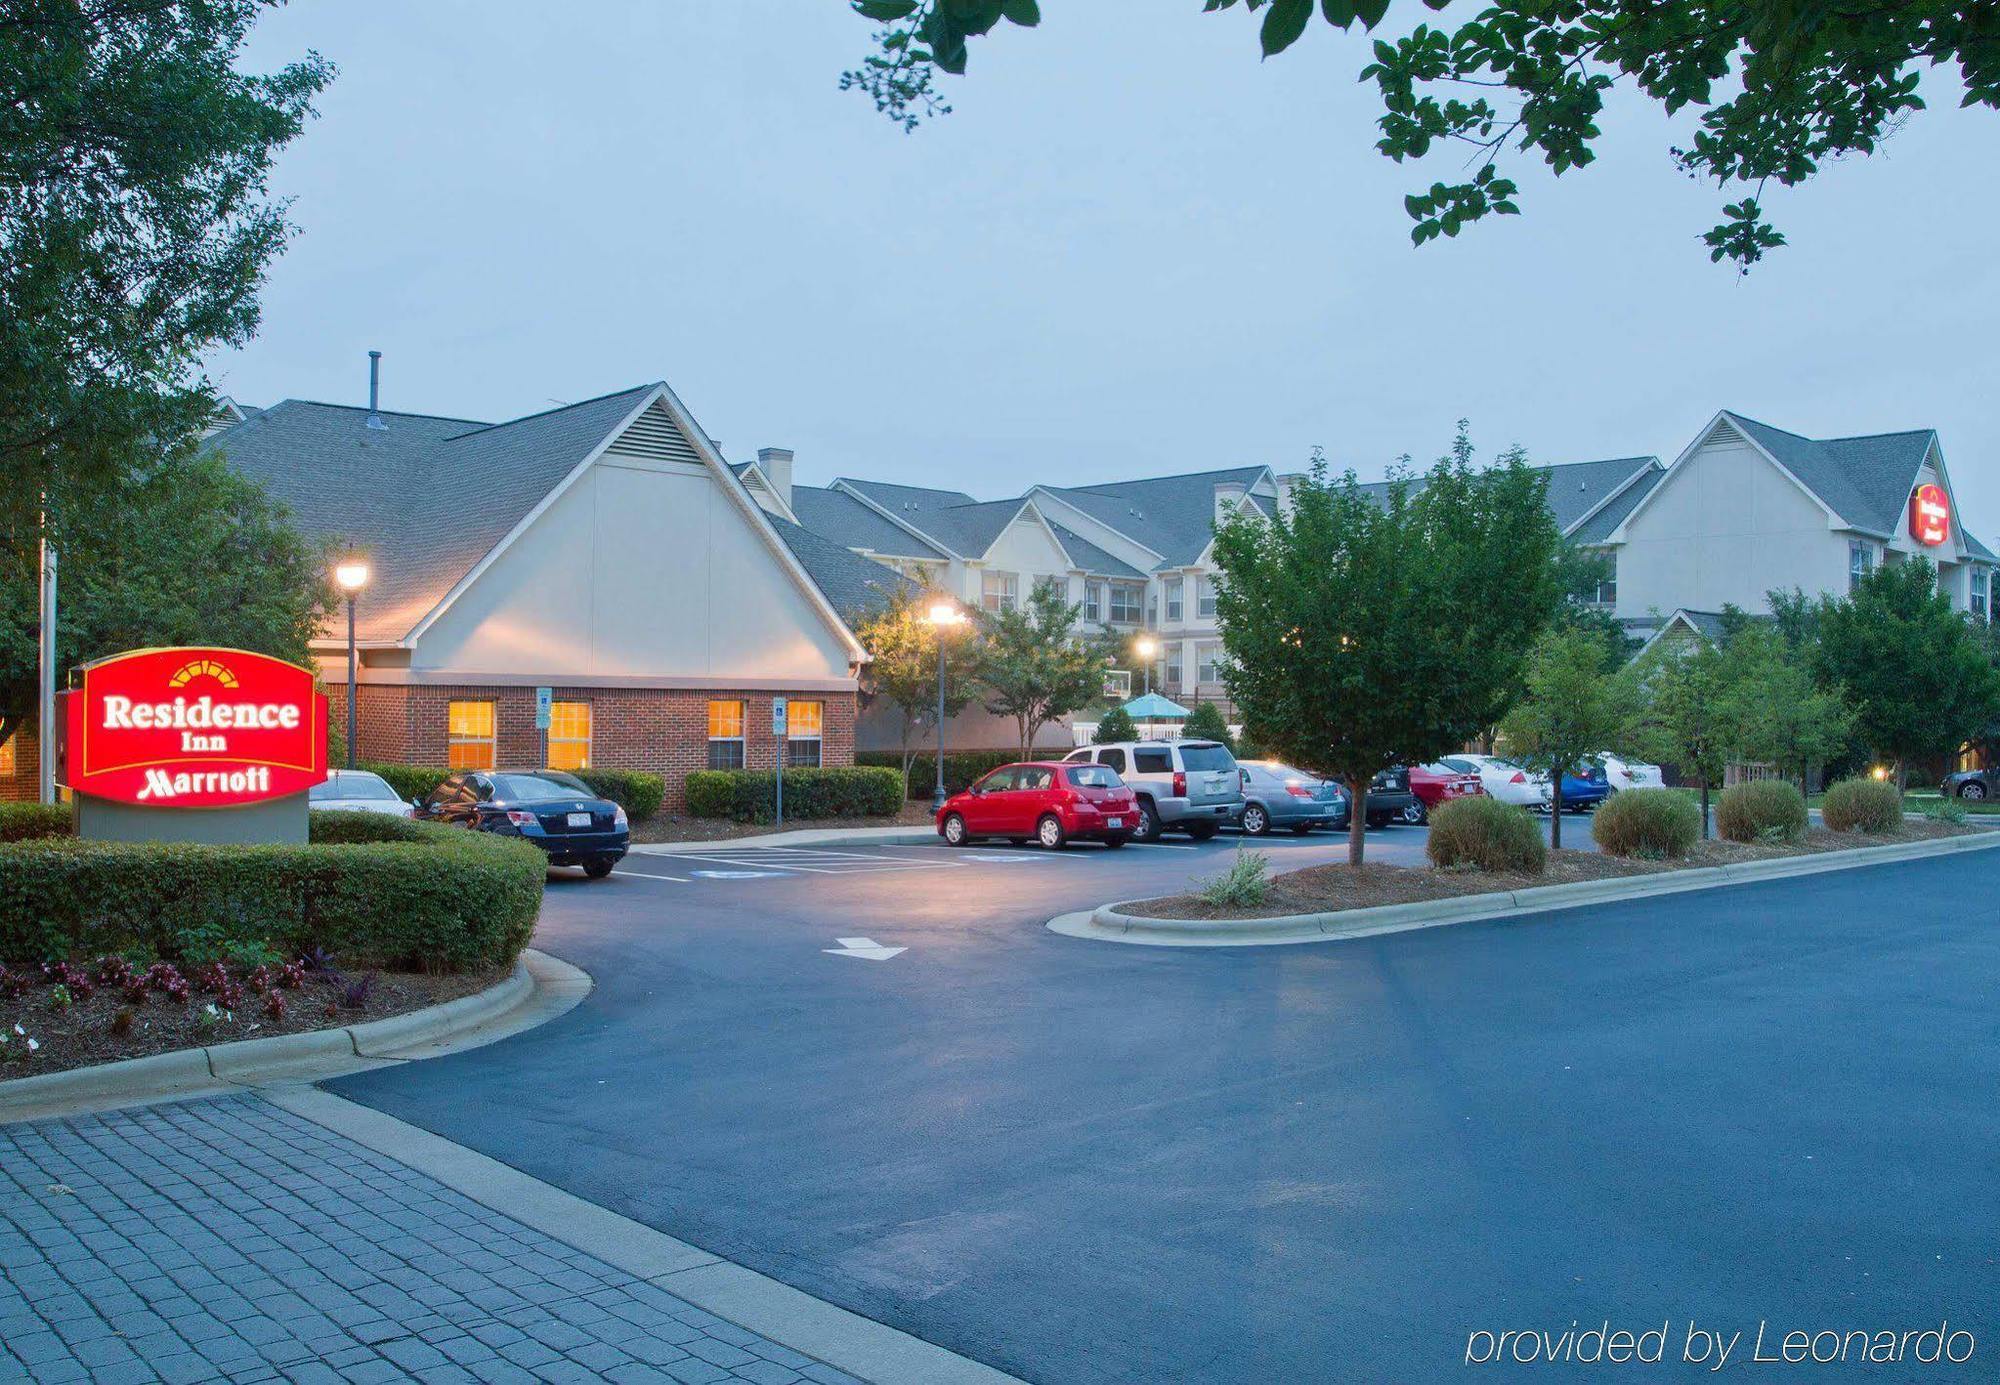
xmin=823 ymin=937 xmax=907 ymax=961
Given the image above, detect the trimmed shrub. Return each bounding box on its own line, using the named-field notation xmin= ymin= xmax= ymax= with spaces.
xmin=0 ymin=813 xmax=542 ymax=970
xmin=1093 ymin=704 xmax=1137 ymax=744
xmin=1592 ymin=789 xmax=1701 ymax=859
xmin=1182 ymin=701 xmax=1232 ymax=747
xmin=358 ymin=763 xmax=664 ymax=820
xmin=1820 ymin=777 xmax=1903 ymax=834
xmin=1425 ymin=796 xmax=1546 ymax=874
xmin=857 ymin=749 xmax=1024 ymax=800
xmin=0 ymin=802 xmax=74 ymax=842
xmin=1198 ymin=849 xmax=1270 ymax=907
xmin=1716 ymin=780 xmax=1808 ymax=843
xmin=684 ymin=766 xmax=904 ymax=823
xmin=1924 ymin=794 xmax=1969 ymax=825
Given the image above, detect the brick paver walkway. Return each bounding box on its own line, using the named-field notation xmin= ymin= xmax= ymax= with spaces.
xmin=0 ymin=1096 xmax=861 ymax=1385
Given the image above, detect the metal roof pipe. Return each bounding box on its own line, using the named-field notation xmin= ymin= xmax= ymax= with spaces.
xmin=366 ymin=350 xmax=387 ymax=430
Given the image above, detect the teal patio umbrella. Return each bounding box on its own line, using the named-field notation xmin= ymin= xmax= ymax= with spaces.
xmin=1120 ymin=692 xmax=1190 ymax=738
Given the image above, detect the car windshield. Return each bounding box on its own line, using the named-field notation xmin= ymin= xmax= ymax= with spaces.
xmin=1439 ymin=757 xmax=1477 ymax=774
xmin=1177 ymin=743 xmax=1235 ymax=772
xmin=311 ymin=773 xmax=400 ymax=802
xmin=491 ymin=772 xmax=593 ymax=803
xmin=1067 ymin=765 xmax=1121 ymax=789
xmin=1256 ymin=762 xmax=1312 ymax=782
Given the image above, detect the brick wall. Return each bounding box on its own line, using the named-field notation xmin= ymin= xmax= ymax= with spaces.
xmin=0 ymin=723 xmax=37 ymax=802
xmin=326 ymin=683 xmax=857 ymax=812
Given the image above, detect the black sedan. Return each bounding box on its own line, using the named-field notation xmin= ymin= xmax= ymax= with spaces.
xmin=1941 ymin=767 xmax=2000 ymax=801
xmin=417 ymin=769 xmax=628 ymax=877
xmin=1363 ymin=767 xmax=1423 ymax=828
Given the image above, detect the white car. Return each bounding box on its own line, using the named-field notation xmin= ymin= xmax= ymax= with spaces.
xmin=1438 ymin=754 xmax=1542 ymax=808
xmin=1596 ymin=752 xmax=1666 ymax=792
xmin=309 ymin=769 xmax=416 ymax=817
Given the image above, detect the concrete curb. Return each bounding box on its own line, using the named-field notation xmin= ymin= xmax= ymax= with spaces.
xmin=268 ymin=1086 xmax=1021 ymax=1385
xmin=0 ymin=948 xmax=578 ymax=1123
xmin=631 ymin=826 xmax=938 ymax=854
xmin=1053 ymin=829 xmax=2000 ymax=948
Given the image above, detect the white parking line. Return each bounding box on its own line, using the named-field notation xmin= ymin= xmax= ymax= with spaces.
xmin=612 ymin=869 xmax=689 ymax=883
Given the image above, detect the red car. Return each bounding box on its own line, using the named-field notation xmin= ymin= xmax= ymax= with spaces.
xmin=937 ymin=761 xmax=1138 ymax=849
xmin=1403 ymin=762 xmax=1485 ymax=824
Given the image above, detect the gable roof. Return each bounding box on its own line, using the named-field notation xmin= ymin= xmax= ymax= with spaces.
xmin=1047 ymin=522 xmax=1147 ymax=580
xmin=765 ymin=514 xmax=918 ymax=619
xmin=1316 ymin=455 xmax=1663 ymax=543
xmin=1719 ymin=413 xmax=1936 ymax=537
xmin=1569 ymin=466 xmax=1665 ymax=544
xmin=1038 ymin=466 xmax=1272 ymax=567
xmin=789 ymin=484 xmax=947 ymax=560
xmin=832 ymin=478 xmax=1145 ymax=576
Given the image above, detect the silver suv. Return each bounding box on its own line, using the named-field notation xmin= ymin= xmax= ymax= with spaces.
xmin=1062 ymin=740 xmax=1242 ymax=842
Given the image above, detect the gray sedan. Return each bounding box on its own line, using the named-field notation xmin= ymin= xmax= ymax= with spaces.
xmin=1235 ymin=761 xmax=1349 ymax=836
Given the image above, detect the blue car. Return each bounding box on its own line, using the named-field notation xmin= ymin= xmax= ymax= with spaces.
xmin=1534 ymin=759 xmax=1611 ymax=813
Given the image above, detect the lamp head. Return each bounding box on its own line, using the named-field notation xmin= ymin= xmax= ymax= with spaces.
xmin=334 ymin=558 xmax=370 ymax=593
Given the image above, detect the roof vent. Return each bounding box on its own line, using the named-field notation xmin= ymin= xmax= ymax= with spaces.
xmin=365 ymin=350 xmax=387 ymax=431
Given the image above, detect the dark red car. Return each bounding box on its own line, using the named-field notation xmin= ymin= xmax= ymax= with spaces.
xmin=937 ymin=761 xmax=1138 ymax=849
xmin=1403 ymin=762 xmax=1485 ymax=824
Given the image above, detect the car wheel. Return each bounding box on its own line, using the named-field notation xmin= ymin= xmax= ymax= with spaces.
xmin=1961 ymin=781 xmax=1988 ymax=800
xmin=1130 ymin=799 xmax=1160 ymax=843
xmin=1290 ymin=823 xmax=1314 ymax=836
xmin=1240 ymin=802 xmax=1270 ymax=836
xmin=1400 ymin=802 xmax=1426 ymax=825
xmin=1101 ymin=834 xmax=1128 ymax=849
xmin=1036 ymin=814 xmax=1068 ymax=850
xmin=1184 ymin=822 xmax=1220 ymax=841
xmin=583 ymin=859 xmax=614 ymax=879
xmin=941 ymin=812 xmax=970 ymax=846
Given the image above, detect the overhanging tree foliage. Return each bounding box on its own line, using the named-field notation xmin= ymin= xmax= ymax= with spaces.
xmin=0 ymin=453 xmax=333 ymax=747
xmin=1718 ymin=624 xmax=1853 ymax=795
xmin=975 ymin=577 xmax=1111 ymax=753
xmin=851 ymin=585 xmax=984 ymax=785
xmin=1211 ymin=434 xmax=1562 ymax=865
xmin=2 ymin=0 xmax=331 ymax=528
xmin=842 ymin=1 xmax=1994 ymax=268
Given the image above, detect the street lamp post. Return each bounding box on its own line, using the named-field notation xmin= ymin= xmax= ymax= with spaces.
xmin=928 ymin=601 xmax=966 ymax=813
xmin=334 ymin=558 xmax=370 ymax=769
xmin=1134 ymin=635 xmax=1158 ymax=697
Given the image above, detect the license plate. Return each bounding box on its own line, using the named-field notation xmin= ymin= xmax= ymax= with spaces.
xmin=566 ymin=811 xmax=593 ymax=827
xmin=1105 ymin=817 xmax=1123 ymax=829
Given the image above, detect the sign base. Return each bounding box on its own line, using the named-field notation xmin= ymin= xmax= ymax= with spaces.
xmin=76 ymin=792 xmax=310 ymax=846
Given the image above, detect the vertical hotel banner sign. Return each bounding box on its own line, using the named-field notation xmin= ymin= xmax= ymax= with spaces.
xmin=60 ymin=648 xmax=328 ymax=807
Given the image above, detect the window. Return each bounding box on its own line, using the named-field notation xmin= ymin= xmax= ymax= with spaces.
xmin=786 ymin=699 xmax=823 ymax=767
xmin=981 ymin=570 xmax=1018 ymax=613
xmin=1849 ymin=540 xmax=1876 ymax=592
xmin=1133 ymin=748 xmax=1173 ymax=774
xmin=1197 ymin=577 xmax=1217 ymax=620
xmin=1197 ymin=642 xmax=1223 ymax=685
xmin=547 ymin=701 xmax=591 ymax=770
xmin=707 ymin=700 xmax=745 ymax=769
xmin=1592 ymin=550 xmax=1618 ymax=606
xmin=1162 ymin=641 xmax=1184 ymax=690
xmin=1164 ymin=578 xmax=1183 ymax=622
xmin=1108 ymin=584 xmax=1143 ymax=625
xmin=0 ymin=732 xmax=13 ymax=776
xmin=1067 ymin=764 xmax=1121 ymax=790
xmin=1083 ymin=582 xmax=1103 ymax=623
xmin=447 ymin=701 xmax=496 ymax=770
xmin=976 ymin=767 xmax=1017 ymax=793
xmin=1974 ymin=569 xmax=1990 ymax=622
xmin=1178 ymin=744 xmax=1235 ymax=771
xmin=1017 ymin=766 xmax=1053 ymax=791
xmin=1097 ymin=748 xmax=1128 ymax=773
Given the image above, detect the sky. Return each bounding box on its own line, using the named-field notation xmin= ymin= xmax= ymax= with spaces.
xmin=212 ymin=2 xmax=2000 ymax=526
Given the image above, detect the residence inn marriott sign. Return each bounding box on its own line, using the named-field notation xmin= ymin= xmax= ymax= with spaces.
xmin=59 ymin=647 xmax=328 ymax=844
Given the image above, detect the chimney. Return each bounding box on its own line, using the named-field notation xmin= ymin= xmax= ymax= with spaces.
xmin=1213 ymin=481 xmax=1246 ymax=525
xmin=365 ymin=350 xmax=387 ymax=430
xmin=757 ymin=446 xmax=795 ymax=509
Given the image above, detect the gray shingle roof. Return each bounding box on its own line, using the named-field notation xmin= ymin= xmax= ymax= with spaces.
xmin=765 ymin=515 xmax=917 ymax=619
xmin=1724 ymin=414 xmax=1935 ymax=537
xmin=1047 ymin=523 xmax=1147 ymax=580
xmin=789 ymin=485 xmax=946 ymax=559
xmin=1040 ymin=466 xmax=1271 ymax=567
xmin=1569 ymin=466 xmax=1664 ymax=544
xmin=1536 ymin=456 xmax=1662 ymax=534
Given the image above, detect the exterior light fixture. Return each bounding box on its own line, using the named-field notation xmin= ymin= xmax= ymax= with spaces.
xmin=332 ymin=557 xmax=370 ymax=768
xmin=927 ymin=599 xmax=965 ymax=810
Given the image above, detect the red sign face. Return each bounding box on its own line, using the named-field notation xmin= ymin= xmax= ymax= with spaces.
xmin=61 ymin=648 xmax=327 ymax=808
xmin=1910 ymin=483 xmax=1952 ymax=546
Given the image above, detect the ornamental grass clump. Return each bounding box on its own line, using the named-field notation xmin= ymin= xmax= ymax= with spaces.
xmin=1198 ymin=850 xmax=1271 ymax=908
xmin=1820 ymin=777 xmax=1903 ymax=834
xmin=1424 ymin=796 xmax=1546 ymax=874
xmin=1716 ymin=780 xmax=1808 ymax=843
xmin=1591 ymin=790 xmax=1702 ymax=860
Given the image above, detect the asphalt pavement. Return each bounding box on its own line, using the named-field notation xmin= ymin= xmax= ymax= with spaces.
xmin=329 ymin=823 xmax=1999 ymax=1383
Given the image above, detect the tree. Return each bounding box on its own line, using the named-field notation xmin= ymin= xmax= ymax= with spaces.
xmin=1181 ymin=699 xmax=1231 ymax=749
xmin=1211 ymin=431 xmax=1562 ymax=865
xmin=851 ymin=585 xmax=982 ymax=786
xmin=3 ymin=1 xmax=332 ymax=528
xmin=1092 ymin=702 xmax=1136 ymax=744
xmin=0 ymin=454 xmax=333 ymax=746
xmin=841 ymin=1 xmax=1988 ymax=269
xmin=1629 ymin=639 xmax=1731 ymax=838
xmin=1718 ymin=626 xmax=1853 ymax=795
xmin=975 ymin=577 xmax=1111 ymax=753
xmin=1814 ymin=559 xmax=2000 ymax=790
xmin=1499 ymin=626 xmax=1634 ymax=848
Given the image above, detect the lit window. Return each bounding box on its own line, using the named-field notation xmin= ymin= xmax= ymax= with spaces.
xmin=1973 ymin=569 xmax=1990 ymax=622
xmin=1849 ymin=540 xmax=1876 ymax=592
xmin=0 ymin=733 xmax=14 ymax=776
xmin=1109 ymin=584 xmax=1143 ymax=626
xmin=1197 ymin=577 xmax=1217 ymax=620
xmin=786 ymin=700 xmax=823 ymax=768
xmin=981 ymin=570 xmax=1018 ymax=613
xmin=1164 ymin=578 xmax=1183 ymax=622
xmin=707 ymin=700 xmax=745 ymax=770
xmin=447 ymin=701 xmax=496 ymax=770
xmin=547 ymin=701 xmax=591 ymax=770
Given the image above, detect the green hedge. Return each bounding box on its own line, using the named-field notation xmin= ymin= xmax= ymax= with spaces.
xmin=1425 ymin=797 xmax=1546 ymax=874
xmin=0 ymin=802 xmax=74 ymax=841
xmin=1820 ymin=777 xmax=1902 ymax=833
xmin=1592 ymin=789 xmax=1701 ymax=859
xmin=0 ymin=812 xmax=542 ymax=971
xmin=685 ymin=766 xmax=904 ymax=823
xmin=856 ymin=749 xmax=1025 ymax=800
xmin=358 ymin=763 xmax=664 ymax=820
xmin=1716 ymin=780 xmax=1808 ymax=843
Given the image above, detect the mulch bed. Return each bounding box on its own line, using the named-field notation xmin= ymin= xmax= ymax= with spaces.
xmin=0 ymin=960 xmax=508 ymax=1079
xmin=1128 ymin=821 xmax=1979 ymax=921
xmin=629 ymin=802 xmax=936 ymax=844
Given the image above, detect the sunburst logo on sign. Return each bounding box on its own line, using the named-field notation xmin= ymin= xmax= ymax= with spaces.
xmin=167 ymin=658 xmax=238 ymax=689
